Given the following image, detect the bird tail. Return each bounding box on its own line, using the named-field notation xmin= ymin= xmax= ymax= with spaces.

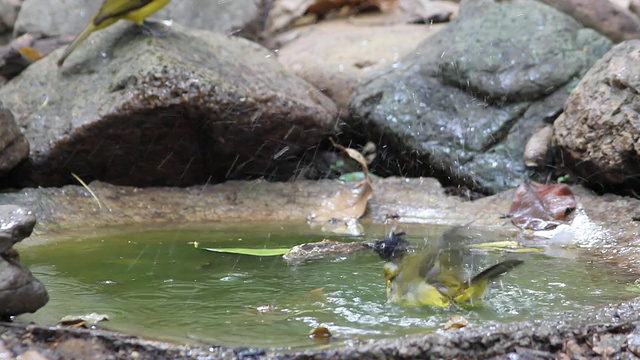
xmin=454 ymin=259 xmax=523 ymax=302
xmin=471 ymin=259 xmax=524 ymax=283
xmin=57 ymin=22 xmax=97 ymax=66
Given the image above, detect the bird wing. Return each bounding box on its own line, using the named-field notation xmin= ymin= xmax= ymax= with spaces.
xmin=94 ymin=0 xmax=156 ymax=25
xmin=453 ymin=259 xmax=524 ymax=303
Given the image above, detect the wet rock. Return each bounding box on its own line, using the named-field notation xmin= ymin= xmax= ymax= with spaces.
xmin=4 ymin=176 xmax=640 ymax=274
xmin=275 ymin=18 xmax=445 ymax=114
xmin=348 ymin=0 xmax=611 ymax=193
xmin=0 ymin=22 xmax=338 ymax=187
xmin=0 ymin=33 xmax=73 ymax=80
xmin=0 ymin=205 xmax=46 ymax=318
xmin=539 ymin=0 xmax=640 ymax=42
xmin=0 ymin=102 xmax=28 ymax=177
xmin=1 ymin=297 xmax=640 ymax=359
xmin=56 ymin=338 xmax=110 ymax=360
xmin=0 ymin=205 xmax=35 ymax=253
xmin=0 ymin=0 xmax=22 ymax=34
xmin=0 ymin=256 xmax=48 ymax=317
xmin=13 ymin=0 xmax=266 ymax=39
xmin=553 ymin=39 xmax=640 ymax=192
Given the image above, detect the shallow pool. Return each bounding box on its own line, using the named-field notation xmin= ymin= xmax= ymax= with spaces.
xmin=18 ymin=223 xmax=637 ymax=348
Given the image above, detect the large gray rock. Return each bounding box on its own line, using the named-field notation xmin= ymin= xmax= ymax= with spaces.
xmin=0 ymin=255 xmax=48 ymax=317
xmin=554 ymin=39 xmax=640 ymax=191
xmin=0 ymin=22 xmax=337 ymax=187
xmin=13 ymin=0 xmax=265 ymax=38
xmin=0 ymin=101 xmax=28 ymax=176
xmin=348 ymin=0 xmax=611 ymax=193
xmin=0 ymin=0 xmax=22 ymax=34
xmin=0 ymin=204 xmax=47 ymax=317
xmin=275 ymin=19 xmax=446 ymax=115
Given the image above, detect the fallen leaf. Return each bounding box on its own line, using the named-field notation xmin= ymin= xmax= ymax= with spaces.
xmin=509 ymin=183 xmax=576 ymax=231
xmin=58 ymin=313 xmax=109 ymax=328
xmin=303 ymin=287 xmax=327 ymax=302
xmin=16 ymin=47 xmax=43 ymax=62
xmin=309 ymin=141 xmax=373 ymax=222
xmin=443 ymin=314 xmax=469 ymax=330
xmin=467 ymin=241 xmax=545 ymax=253
xmin=311 ymin=185 xmax=372 ymax=221
xmin=309 ymin=326 xmax=332 ymax=344
xmin=193 ymin=242 xmax=290 ymax=256
xmin=309 ymin=287 xmax=325 ymax=295
xmin=265 ymin=0 xmax=396 ymax=34
xmin=469 ymin=241 xmax=520 ymax=249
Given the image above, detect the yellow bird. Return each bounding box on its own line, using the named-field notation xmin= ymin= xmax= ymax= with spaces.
xmin=57 ymin=0 xmax=172 ymax=66
xmin=383 ymin=256 xmax=523 ymax=307
xmin=370 ymin=230 xmax=523 ymax=307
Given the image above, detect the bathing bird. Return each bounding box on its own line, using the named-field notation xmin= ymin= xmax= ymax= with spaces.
xmin=371 ymin=231 xmax=523 ymax=307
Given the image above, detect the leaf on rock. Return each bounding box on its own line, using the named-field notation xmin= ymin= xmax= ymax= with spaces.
xmin=309 ymin=141 xmax=373 ymax=222
xmin=193 ymin=242 xmax=290 ymax=256
xmin=266 ymin=0 xmax=397 ymax=34
xmin=17 ymin=47 xmax=43 ymax=62
xmin=509 ymin=182 xmax=576 ymax=231
xmin=58 ymin=313 xmax=109 ymax=328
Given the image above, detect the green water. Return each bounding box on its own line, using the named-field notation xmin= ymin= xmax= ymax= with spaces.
xmin=18 ymin=224 xmax=637 ymax=348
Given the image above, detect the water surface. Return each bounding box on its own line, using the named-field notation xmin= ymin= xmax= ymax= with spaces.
xmin=19 ymin=223 xmax=637 ymax=348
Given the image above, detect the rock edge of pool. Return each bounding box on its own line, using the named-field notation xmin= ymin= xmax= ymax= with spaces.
xmin=3 ymin=177 xmax=640 ymax=359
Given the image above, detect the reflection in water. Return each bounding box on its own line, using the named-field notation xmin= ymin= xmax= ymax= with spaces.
xmin=18 ymin=223 xmax=636 ymax=348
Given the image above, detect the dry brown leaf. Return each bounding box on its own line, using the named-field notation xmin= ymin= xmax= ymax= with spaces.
xmin=309 ymin=141 xmax=373 ymax=222
xmin=58 ymin=313 xmax=109 ymax=328
xmin=16 ymin=47 xmax=43 ymax=62
xmin=307 ymin=0 xmax=393 ymax=14
xmin=309 ymin=287 xmax=325 ymax=295
xmin=266 ymin=0 xmax=397 ymax=34
xmin=443 ymin=314 xmax=469 ymax=330
xmin=311 ymin=185 xmax=372 ymax=221
xmin=331 ymin=139 xmax=372 ymax=185
xmin=509 ymin=182 xmax=576 ymax=231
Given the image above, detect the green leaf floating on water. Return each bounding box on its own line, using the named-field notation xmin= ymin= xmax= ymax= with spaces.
xmin=192 ymin=241 xmax=290 ymax=256
xmin=467 ymin=241 xmax=544 ymax=253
